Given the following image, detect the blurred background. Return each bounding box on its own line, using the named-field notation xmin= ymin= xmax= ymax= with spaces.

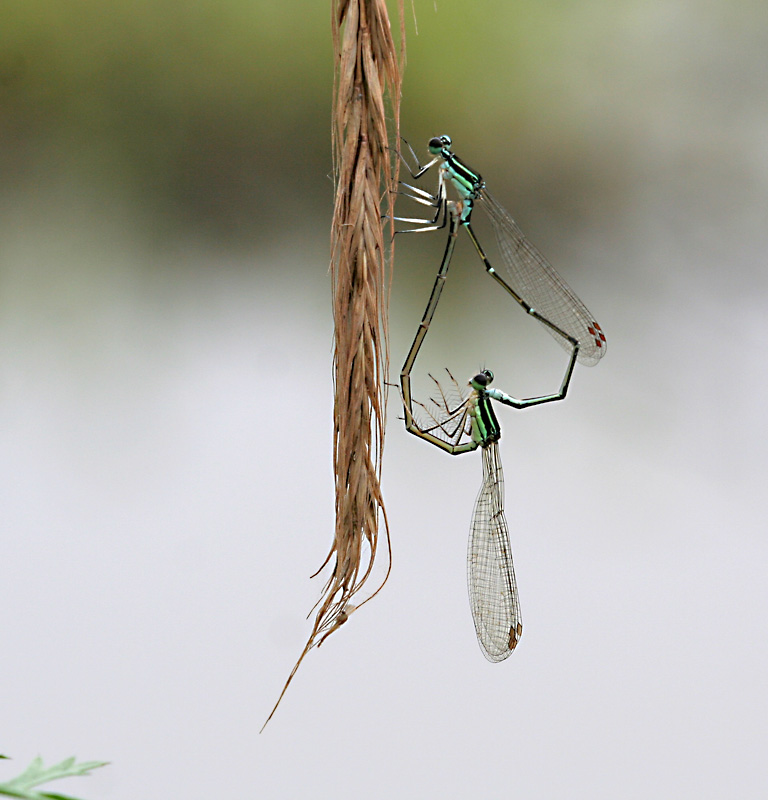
xmin=2 ymin=1 xmax=767 ymax=797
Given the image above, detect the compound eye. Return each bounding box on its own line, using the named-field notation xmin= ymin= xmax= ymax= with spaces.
xmin=482 ymin=369 xmax=494 ymax=383
xmin=472 ymin=372 xmax=489 ymax=387
xmin=428 ymin=137 xmax=443 ymax=153
xmin=440 ymin=135 xmax=452 ymax=147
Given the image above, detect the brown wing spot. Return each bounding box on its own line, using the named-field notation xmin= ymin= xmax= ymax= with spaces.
xmin=508 ymin=622 xmax=523 ymax=650
xmin=593 ymin=322 xmax=606 ymax=342
xmin=588 ymin=321 xmax=606 ymax=348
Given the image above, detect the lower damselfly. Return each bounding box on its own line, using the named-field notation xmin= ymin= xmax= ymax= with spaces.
xmin=403 ymin=362 xmax=577 ymax=660
xmin=399 ymin=202 xmax=579 ymax=659
xmin=395 ymin=135 xmax=607 ymax=365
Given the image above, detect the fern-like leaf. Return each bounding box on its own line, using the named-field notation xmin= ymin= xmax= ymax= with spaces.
xmin=0 ymin=756 xmax=108 ymax=800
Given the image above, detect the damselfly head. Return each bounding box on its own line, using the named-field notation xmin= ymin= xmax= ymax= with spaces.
xmin=470 ymin=369 xmax=494 ymax=390
xmin=428 ymin=135 xmax=452 ymax=154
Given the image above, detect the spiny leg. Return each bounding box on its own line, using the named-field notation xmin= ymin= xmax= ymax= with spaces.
xmin=412 ymin=373 xmax=471 ymax=443
xmin=393 ymin=175 xmax=447 ymax=231
xmin=412 ymin=397 xmax=470 ymax=444
xmin=395 ymin=136 xmax=440 ymax=180
xmin=426 ymin=370 xmax=468 ymax=417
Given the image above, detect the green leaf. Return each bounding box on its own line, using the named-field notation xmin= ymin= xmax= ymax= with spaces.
xmin=0 ymin=757 xmax=108 ymax=800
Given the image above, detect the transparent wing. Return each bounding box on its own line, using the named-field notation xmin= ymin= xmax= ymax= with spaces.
xmin=478 ymin=189 xmax=606 ymax=366
xmin=411 ymin=369 xmax=474 ymax=449
xmin=467 ymin=443 xmax=522 ymax=661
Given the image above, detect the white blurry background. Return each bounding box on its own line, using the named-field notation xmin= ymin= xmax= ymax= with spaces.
xmin=1 ymin=1 xmax=767 ymax=798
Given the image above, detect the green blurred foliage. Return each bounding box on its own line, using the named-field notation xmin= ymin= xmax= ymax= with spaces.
xmin=1 ymin=1 xmax=332 ymax=240
xmin=4 ymin=0 xmax=758 ymax=245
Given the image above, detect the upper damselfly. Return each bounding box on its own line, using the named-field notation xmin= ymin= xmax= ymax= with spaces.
xmin=395 ymin=135 xmax=607 ymax=365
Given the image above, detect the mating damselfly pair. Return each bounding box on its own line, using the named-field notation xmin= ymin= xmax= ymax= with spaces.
xmin=395 ymin=135 xmax=605 ymax=660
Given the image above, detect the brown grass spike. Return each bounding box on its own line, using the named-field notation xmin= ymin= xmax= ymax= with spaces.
xmin=262 ymin=0 xmax=404 ymax=730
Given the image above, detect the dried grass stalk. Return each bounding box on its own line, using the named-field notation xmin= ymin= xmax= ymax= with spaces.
xmin=262 ymin=0 xmax=403 ymax=730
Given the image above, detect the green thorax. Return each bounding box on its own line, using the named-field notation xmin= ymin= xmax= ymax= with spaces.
xmin=468 ymin=389 xmax=501 ymax=447
xmin=443 ymin=151 xmax=483 ymax=201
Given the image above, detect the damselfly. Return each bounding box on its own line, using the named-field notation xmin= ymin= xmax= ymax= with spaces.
xmin=399 ymin=203 xmax=580 ymax=659
xmin=395 ymin=135 xmax=607 ymax=365
xmin=404 ymin=362 xmax=577 ymax=660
